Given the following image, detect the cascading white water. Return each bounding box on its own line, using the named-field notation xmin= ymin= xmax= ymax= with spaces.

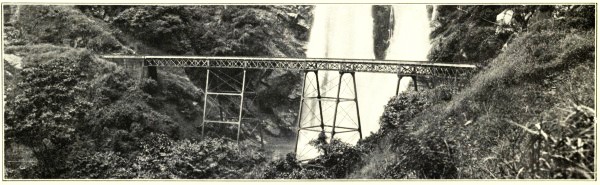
xmin=353 ymin=4 xmax=432 ymax=141
xmin=387 ymin=5 xmax=433 ymax=91
xmin=297 ymin=4 xmax=375 ymax=160
xmin=296 ymin=5 xmax=432 ymax=160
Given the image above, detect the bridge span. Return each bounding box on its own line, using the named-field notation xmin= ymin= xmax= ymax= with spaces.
xmin=101 ymin=55 xmax=477 ymax=160
xmin=101 ymin=55 xmax=476 ymax=76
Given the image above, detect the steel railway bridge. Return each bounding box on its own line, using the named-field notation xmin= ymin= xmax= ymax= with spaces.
xmin=102 ymin=55 xmax=477 ymax=160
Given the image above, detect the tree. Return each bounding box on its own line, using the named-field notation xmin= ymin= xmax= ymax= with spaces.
xmin=4 ymin=51 xmax=94 ymax=178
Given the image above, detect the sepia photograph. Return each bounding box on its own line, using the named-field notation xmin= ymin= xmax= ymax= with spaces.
xmin=1 ymin=1 xmax=596 ymax=180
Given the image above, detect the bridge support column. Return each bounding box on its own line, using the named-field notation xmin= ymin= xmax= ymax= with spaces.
xmin=295 ymin=70 xmax=362 ymax=161
xmin=147 ymin=66 xmax=158 ymax=82
xmin=351 ymin=72 xmax=363 ymax=140
xmin=330 ymin=71 xmax=362 ymax=143
xmin=396 ymin=75 xmax=418 ymax=94
xmin=201 ymin=69 xmax=247 ymax=142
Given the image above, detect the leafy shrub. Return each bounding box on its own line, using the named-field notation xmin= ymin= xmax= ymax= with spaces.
xmin=160 ymin=72 xmax=202 ymax=102
xmin=90 ymin=68 xmax=136 ymax=105
xmin=86 ymin=32 xmax=123 ymax=53
xmin=113 ymin=6 xmax=309 ymax=57
xmin=258 ymin=138 xmax=365 ymax=179
xmin=4 ymin=143 xmax=38 ymax=178
xmin=379 ymin=92 xmax=433 ymax=131
xmin=553 ymin=5 xmax=595 ymax=30
xmin=544 ymin=105 xmax=595 ymax=178
xmin=4 ymin=51 xmax=96 ymax=178
xmin=3 ymin=25 xmax=28 ymax=45
xmin=140 ymin=78 xmax=160 ymax=95
xmin=362 ymin=89 xmax=458 ymax=179
xmin=77 ymin=65 xmax=181 ymax=154
xmin=63 ymin=134 xmax=266 ymax=179
xmin=511 ymin=104 xmax=594 ymax=179
xmin=65 ymin=150 xmax=134 ymax=178
xmin=258 ymin=153 xmax=303 ymax=178
xmin=113 ymin=6 xmax=192 ymax=54
xmin=310 ymin=139 xmax=365 ymax=178
xmin=130 ymin=134 xmax=266 ymax=178
xmin=12 ymin=5 xmax=128 ymax=53
xmin=84 ymin=93 xmax=178 ymax=151
xmin=368 ymin=132 xmax=457 ymax=179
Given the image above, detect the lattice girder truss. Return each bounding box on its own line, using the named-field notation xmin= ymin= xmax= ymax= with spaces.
xmin=102 ymin=56 xmax=477 ymax=78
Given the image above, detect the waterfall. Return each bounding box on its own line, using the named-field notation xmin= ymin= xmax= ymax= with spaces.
xmin=387 ymin=5 xmax=432 ymax=91
xmin=296 ymin=4 xmax=432 ymax=160
xmin=297 ymin=4 xmax=375 ymax=160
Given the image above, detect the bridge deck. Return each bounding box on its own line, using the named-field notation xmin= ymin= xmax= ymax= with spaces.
xmin=101 ymin=55 xmax=477 ymax=76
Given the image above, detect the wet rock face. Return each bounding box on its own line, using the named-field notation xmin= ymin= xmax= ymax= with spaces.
xmin=264 ymin=122 xmax=281 ymax=136
xmin=273 ymin=105 xmax=298 ymax=128
xmin=254 ymin=70 xmax=302 ymax=136
xmin=372 ymin=5 xmax=393 ymax=60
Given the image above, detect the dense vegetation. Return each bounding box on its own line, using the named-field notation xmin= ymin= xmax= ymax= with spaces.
xmin=3 ymin=5 xmax=595 ymax=179
xmin=355 ymin=5 xmax=595 ymax=179
xmin=4 ymin=5 xmax=309 ymax=178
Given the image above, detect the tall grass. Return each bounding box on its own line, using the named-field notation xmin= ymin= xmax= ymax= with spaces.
xmin=354 ymin=19 xmax=594 ymax=179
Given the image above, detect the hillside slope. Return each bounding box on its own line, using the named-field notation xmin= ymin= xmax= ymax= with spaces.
xmin=353 ymin=5 xmax=595 ymax=179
